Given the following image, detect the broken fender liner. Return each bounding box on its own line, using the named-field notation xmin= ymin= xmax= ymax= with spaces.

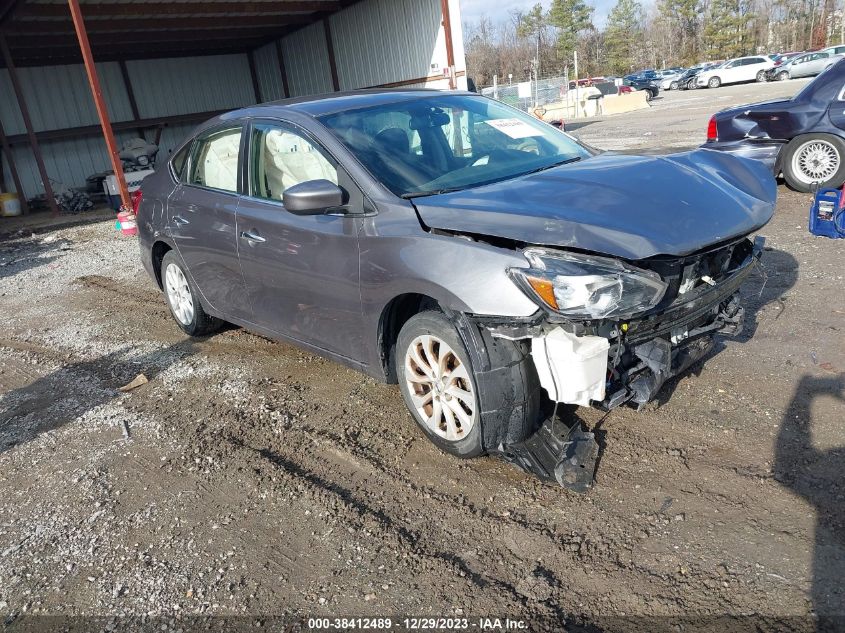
xmin=494 ymin=418 xmax=599 ymax=493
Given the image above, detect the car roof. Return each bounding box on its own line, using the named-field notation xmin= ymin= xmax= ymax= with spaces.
xmin=217 ymin=89 xmax=475 ymax=121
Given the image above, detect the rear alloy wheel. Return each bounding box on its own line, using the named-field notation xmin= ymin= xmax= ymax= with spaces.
xmin=782 ymin=134 xmax=845 ymax=192
xmin=756 ymin=70 xmax=767 ymax=82
xmin=670 ymin=81 xmax=679 ymax=90
xmin=708 ymin=76 xmax=721 ymax=88
xmin=778 ymin=71 xmax=789 ymax=81
xmin=161 ymin=251 xmax=222 ymax=337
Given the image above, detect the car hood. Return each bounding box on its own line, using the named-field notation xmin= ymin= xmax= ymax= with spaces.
xmin=411 ymin=150 xmax=776 ymax=260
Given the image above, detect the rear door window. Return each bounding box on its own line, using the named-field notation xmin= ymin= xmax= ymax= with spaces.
xmin=188 ymin=127 xmax=243 ymax=193
xmin=170 ymin=143 xmax=192 ymax=182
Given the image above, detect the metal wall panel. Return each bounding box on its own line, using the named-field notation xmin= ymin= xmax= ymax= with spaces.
xmin=281 ymin=21 xmax=334 ymax=97
xmin=253 ymin=42 xmax=286 ymax=103
xmin=0 ymin=62 xmax=131 ymax=136
xmin=126 ymin=54 xmax=254 ymax=117
xmin=330 ymin=0 xmax=443 ymax=90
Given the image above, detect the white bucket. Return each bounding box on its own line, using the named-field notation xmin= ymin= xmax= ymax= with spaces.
xmin=0 ymin=193 xmax=22 ymax=217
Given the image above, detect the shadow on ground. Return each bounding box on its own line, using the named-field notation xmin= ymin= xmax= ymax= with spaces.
xmin=0 ymin=340 xmax=197 ymax=455
xmin=775 ymin=373 xmax=845 ymax=631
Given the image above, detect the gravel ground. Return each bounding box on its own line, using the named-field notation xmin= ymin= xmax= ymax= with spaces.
xmin=1 ymin=80 xmax=843 ymax=633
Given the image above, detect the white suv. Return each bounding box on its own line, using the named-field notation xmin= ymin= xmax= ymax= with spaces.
xmin=696 ymin=56 xmax=775 ymax=88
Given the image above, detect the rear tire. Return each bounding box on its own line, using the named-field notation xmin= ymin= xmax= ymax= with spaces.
xmin=781 ymin=134 xmax=845 ymax=193
xmin=708 ymin=76 xmax=721 ymax=88
xmin=670 ymin=81 xmax=679 ymax=90
xmin=396 ymin=311 xmax=541 ymax=458
xmin=161 ymin=251 xmax=222 ymax=337
xmin=756 ymin=70 xmax=767 ymax=82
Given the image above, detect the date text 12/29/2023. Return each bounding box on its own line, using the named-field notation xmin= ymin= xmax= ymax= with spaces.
xmin=307 ymin=617 xmax=529 ymax=631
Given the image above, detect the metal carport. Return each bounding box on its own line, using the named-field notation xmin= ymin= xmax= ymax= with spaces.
xmin=0 ymin=0 xmax=466 ymax=214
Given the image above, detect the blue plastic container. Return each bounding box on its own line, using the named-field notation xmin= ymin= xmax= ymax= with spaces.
xmin=809 ymin=188 xmax=845 ymax=239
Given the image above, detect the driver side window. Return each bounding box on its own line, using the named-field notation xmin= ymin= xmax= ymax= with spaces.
xmin=250 ymin=123 xmax=338 ymax=202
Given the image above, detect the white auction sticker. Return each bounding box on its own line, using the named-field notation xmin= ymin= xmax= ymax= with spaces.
xmin=484 ymin=118 xmax=542 ymax=139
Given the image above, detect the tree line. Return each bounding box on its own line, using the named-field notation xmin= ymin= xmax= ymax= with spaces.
xmin=464 ymin=0 xmax=845 ymax=86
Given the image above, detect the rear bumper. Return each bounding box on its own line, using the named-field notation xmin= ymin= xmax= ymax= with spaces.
xmin=701 ymin=140 xmax=785 ymax=172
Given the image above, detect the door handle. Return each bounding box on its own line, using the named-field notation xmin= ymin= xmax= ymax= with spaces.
xmin=172 ymin=215 xmax=189 ymax=226
xmin=240 ymin=230 xmax=266 ymax=243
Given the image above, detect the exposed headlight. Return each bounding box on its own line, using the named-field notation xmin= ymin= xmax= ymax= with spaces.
xmin=509 ymin=249 xmax=668 ymax=320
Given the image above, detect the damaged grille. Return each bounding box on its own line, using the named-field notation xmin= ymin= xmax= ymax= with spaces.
xmin=623 ymin=237 xmax=759 ymax=342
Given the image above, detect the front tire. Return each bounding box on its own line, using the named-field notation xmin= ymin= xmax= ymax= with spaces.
xmin=708 ymin=76 xmax=721 ymax=88
xmin=670 ymin=81 xmax=679 ymax=90
xmin=782 ymin=134 xmax=845 ymax=193
xmin=396 ymin=311 xmax=541 ymax=459
xmin=756 ymin=70 xmax=767 ymax=82
xmin=778 ymin=71 xmax=789 ymax=81
xmin=161 ymin=251 xmax=222 ymax=337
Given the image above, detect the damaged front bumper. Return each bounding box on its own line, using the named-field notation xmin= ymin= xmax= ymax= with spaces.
xmin=479 ymin=236 xmax=764 ymax=491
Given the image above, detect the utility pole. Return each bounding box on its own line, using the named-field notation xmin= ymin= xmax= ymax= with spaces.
xmin=574 ymin=51 xmax=580 ymax=119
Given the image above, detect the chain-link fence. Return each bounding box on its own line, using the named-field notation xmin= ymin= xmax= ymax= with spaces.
xmin=480 ymin=76 xmax=570 ymax=113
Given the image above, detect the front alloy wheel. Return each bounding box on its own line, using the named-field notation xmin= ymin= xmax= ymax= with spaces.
xmin=404 ymin=334 xmax=476 ymax=443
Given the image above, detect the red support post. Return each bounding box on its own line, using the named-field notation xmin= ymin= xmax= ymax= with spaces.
xmin=67 ymin=0 xmax=131 ymax=211
xmin=0 ymin=33 xmax=58 ymax=215
xmin=440 ymin=0 xmax=456 ymax=89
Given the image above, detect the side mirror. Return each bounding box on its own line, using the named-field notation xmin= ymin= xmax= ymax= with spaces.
xmin=282 ymin=179 xmax=344 ymax=215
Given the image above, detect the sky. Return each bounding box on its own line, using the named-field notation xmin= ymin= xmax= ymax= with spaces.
xmin=459 ymin=0 xmax=617 ymax=30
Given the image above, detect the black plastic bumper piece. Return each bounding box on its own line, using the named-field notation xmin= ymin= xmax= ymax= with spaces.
xmin=496 ymin=419 xmax=599 ymax=493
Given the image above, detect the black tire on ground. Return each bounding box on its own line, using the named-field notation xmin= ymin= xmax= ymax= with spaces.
xmin=778 ymin=71 xmax=789 ymax=81
xmin=687 ymin=79 xmax=698 ymax=90
xmin=395 ymin=311 xmax=541 ymax=459
xmin=160 ymin=250 xmax=223 ymax=337
xmin=708 ymin=76 xmax=721 ymax=88
xmin=756 ymin=70 xmax=767 ymax=82
xmin=670 ymin=81 xmax=679 ymax=90
xmin=781 ymin=134 xmax=845 ymax=193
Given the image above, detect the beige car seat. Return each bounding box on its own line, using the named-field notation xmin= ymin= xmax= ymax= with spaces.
xmin=200 ymin=132 xmax=241 ymax=191
xmin=263 ymin=130 xmax=337 ymax=200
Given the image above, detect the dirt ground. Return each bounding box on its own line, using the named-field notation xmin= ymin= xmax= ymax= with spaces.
xmin=1 ymin=81 xmax=844 ymax=633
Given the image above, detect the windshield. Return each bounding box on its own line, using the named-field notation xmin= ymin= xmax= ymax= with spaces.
xmin=318 ymin=94 xmax=591 ymax=198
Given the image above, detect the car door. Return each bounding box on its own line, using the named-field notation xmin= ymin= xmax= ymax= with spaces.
xmin=740 ymin=58 xmax=760 ymax=81
xmin=722 ymin=59 xmax=741 ymax=83
xmin=167 ymin=124 xmax=252 ymax=321
xmin=236 ymin=119 xmax=366 ymax=361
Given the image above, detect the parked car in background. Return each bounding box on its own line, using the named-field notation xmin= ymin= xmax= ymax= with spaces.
xmin=703 ymin=58 xmax=845 ymax=191
xmin=136 ymin=89 xmax=775 ymax=475
xmin=660 ymin=70 xmax=687 ymax=90
xmin=770 ymin=50 xmax=842 ymax=80
xmin=623 ymin=75 xmax=660 ymax=99
xmin=764 ymin=51 xmax=805 ymax=79
xmin=676 ymin=64 xmax=713 ymax=90
xmin=696 ymin=56 xmax=775 ymax=87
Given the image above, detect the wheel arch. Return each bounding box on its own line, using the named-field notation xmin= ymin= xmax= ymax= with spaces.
xmin=377 ymin=293 xmax=442 ymax=383
xmin=151 ymin=239 xmax=174 ymax=290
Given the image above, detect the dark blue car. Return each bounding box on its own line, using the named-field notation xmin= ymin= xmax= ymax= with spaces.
xmin=703 ymin=57 xmax=845 ymax=191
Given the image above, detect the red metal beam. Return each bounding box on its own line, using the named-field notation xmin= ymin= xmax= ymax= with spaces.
xmin=440 ymin=0 xmax=456 ymax=89
xmin=5 ymin=109 xmax=229 ymax=147
xmin=3 ymin=43 xmax=255 ymax=67
xmin=8 ymin=30 xmax=278 ymax=47
xmin=21 ymin=1 xmax=342 ymax=18
xmin=323 ymin=18 xmax=339 ymax=91
xmin=0 ymin=115 xmax=29 ymax=213
xmin=68 ymin=0 xmax=131 ymax=211
xmin=10 ymin=14 xmax=314 ymax=33
xmin=0 ymin=33 xmax=58 ymax=215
